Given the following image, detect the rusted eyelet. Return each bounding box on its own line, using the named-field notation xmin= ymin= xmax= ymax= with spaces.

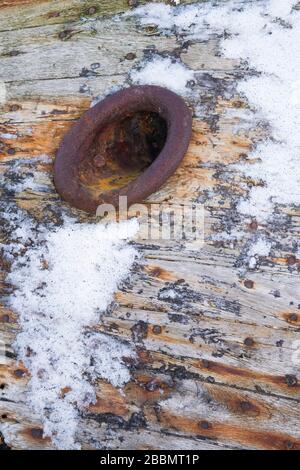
xmin=54 ymin=85 xmax=192 ymax=213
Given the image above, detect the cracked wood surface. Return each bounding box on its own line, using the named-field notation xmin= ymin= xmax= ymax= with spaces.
xmin=0 ymin=0 xmax=300 ymax=451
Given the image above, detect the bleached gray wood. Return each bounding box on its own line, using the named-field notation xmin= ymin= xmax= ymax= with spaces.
xmin=0 ymin=0 xmax=299 ymax=451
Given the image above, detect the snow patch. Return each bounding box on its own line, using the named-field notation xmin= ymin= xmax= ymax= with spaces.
xmin=0 ymin=132 xmax=17 ymax=139
xmin=128 ymin=0 xmax=300 ymax=265
xmin=158 ymin=288 xmax=181 ymax=302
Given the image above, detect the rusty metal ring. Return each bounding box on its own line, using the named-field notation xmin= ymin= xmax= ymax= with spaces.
xmin=54 ymin=85 xmax=192 ymax=213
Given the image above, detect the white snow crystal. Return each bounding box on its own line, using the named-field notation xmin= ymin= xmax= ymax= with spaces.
xmin=9 ymin=219 xmax=138 ymax=449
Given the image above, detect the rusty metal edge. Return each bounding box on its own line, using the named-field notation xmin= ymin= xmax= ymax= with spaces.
xmin=54 ymin=85 xmax=193 ymax=214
